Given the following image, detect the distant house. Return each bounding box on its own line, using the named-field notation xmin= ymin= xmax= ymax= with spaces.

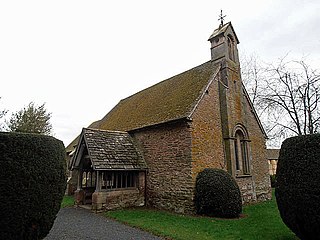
xmin=267 ymin=149 xmax=280 ymax=175
xmin=67 ymin=21 xmax=272 ymax=213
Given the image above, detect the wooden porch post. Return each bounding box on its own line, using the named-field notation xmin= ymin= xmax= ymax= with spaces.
xmin=95 ymin=171 xmax=101 ymax=192
xmin=92 ymin=171 xmax=106 ymax=212
xmin=75 ymin=170 xmax=85 ymax=205
xmin=77 ymin=170 xmax=83 ymax=190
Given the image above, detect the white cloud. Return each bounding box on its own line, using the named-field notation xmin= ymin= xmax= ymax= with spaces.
xmin=0 ymin=0 xmax=319 ymax=145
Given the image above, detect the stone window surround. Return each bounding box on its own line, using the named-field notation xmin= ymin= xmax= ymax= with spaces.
xmin=232 ymin=124 xmax=251 ymax=177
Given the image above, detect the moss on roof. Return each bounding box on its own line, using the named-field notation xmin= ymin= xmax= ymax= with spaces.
xmin=99 ymin=61 xmax=219 ymax=131
xmin=72 ymin=128 xmax=147 ymax=170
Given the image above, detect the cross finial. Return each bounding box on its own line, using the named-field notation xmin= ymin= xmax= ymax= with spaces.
xmin=218 ymin=10 xmax=226 ymax=27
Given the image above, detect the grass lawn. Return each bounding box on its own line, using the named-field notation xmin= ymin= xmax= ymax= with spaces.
xmin=105 ymin=191 xmax=298 ymax=240
xmin=61 ymin=195 xmax=74 ymax=208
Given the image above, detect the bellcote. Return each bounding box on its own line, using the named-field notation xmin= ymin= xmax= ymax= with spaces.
xmin=208 ymin=22 xmax=240 ymax=64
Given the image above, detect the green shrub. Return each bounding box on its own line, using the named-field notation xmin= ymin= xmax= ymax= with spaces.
xmin=276 ymin=134 xmax=320 ymax=240
xmin=195 ymin=168 xmax=242 ymax=218
xmin=0 ymin=132 xmax=66 ymax=240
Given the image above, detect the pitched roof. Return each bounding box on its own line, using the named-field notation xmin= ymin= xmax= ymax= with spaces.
xmin=208 ymin=22 xmax=239 ymax=43
xmin=66 ymin=120 xmax=102 ymax=153
xmin=99 ymin=61 xmax=220 ymax=131
xmin=71 ymin=128 xmax=147 ymax=171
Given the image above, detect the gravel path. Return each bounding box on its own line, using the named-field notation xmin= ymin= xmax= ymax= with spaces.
xmin=45 ymin=207 xmax=163 ymax=240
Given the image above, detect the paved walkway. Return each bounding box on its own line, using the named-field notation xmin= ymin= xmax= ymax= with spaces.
xmin=45 ymin=207 xmax=163 ymax=240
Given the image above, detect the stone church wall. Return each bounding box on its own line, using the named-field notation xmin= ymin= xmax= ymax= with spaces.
xmin=191 ymin=61 xmax=271 ymax=204
xmin=131 ymin=121 xmax=194 ymax=213
xmin=190 ymin=73 xmax=226 ymax=178
xmin=242 ymin=96 xmax=272 ymax=201
xmin=222 ymin=61 xmax=271 ymax=202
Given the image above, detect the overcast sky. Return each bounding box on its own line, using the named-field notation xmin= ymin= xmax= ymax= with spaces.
xmin=1 ymin=0 xmax=319 ymax=146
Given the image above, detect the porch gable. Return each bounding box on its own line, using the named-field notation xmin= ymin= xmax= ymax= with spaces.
xmin=70 ymin=128 xmax=147 ymax=171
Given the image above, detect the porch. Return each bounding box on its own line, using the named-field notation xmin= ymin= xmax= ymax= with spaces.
xmin=75 ymin=169 xmax=146 ymax=211
xmin=70 ymin=128 xmax=148 ymax=211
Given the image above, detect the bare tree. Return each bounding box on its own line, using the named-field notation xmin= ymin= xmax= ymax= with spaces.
xmin=6 ymin=102 xmax=53 ymax=135
xmin=241 ymin=53 xmax=267 ymax=106
xmin=242 ymin=55 xmax=320 ymax=147
xmin=241 ymin=54 xmax=280 ymax=145
xmin=262 ymin=58 xmax=320 ymax=136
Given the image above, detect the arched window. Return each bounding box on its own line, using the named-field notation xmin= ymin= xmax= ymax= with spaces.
xmin=234 ymin=127 xmax=250 ymax=175
xmin=227 ymin=35 xmax=235 ymax=62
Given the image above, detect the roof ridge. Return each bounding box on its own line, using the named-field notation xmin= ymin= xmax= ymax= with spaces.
xmin=83 ymin=127 xmax=128 ymax=134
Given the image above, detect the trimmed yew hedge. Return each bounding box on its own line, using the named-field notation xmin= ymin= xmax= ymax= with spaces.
xmin=276 ymin=134 xmax=320 ymax=240
xmin=195 ymin=168 xmax=242 ymax=218
xmin=0 ymin=132 xmax=66 ymax=240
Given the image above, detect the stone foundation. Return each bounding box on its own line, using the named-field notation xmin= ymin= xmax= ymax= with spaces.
xmin=105 ymin=189 xmax=145 ymax=210
xmin=235 ymin=176 xmax=257 ymax=203
xmin=92 ymin=191 xmax=107 ymax=211
xmin=91 ymin=188 xmax=145 ymax=211
xmin=74 ymin=189 xmax=85 ymax=205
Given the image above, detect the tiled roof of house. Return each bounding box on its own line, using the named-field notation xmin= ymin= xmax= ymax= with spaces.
xmin=99 ymin=61 xmax=220 ymax=131
xmin=267 ymin=149 xmax=280 ymax=160
xmin=72 ymin=128 xmax=147 ymax=170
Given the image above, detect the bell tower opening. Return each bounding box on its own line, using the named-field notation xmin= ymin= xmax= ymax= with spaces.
xmin=208 ymin=21 xmax=239 ymax=64
xmin=227 ymin=34 xmax=235 ymax=62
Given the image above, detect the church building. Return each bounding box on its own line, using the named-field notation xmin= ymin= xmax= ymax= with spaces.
xmin=67 ymin=21 xmax=272 ymax=213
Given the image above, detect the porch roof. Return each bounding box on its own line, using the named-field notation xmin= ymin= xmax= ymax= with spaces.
xmin=71 ymin=128 xmax=147 ymax=171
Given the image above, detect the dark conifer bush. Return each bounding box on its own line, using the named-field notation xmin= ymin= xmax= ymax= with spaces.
xmin=0 ymin=132 xmax=66 ymax=240
xmin=276 ymin=134 xmax=320 ymax=240
xmin=195 ymin=168 xmax=242 ymax=218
